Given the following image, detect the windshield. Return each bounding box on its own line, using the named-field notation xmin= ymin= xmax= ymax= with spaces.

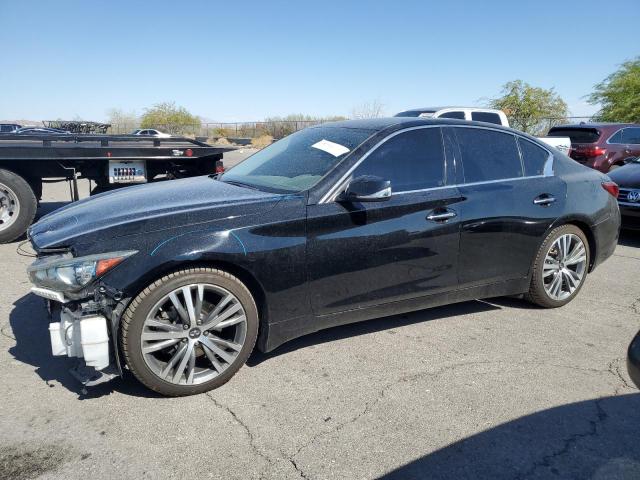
xmin=220 ymin=126 xmax=373 ymax=192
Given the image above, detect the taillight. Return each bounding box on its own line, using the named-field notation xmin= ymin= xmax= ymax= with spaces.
xmin=577 ymin=145 xmax=607 ymax=157
xmin=602 ymin=181 xmax=619 ymax=198
xmin=185 ymin=148 xmax=193 ymax=157
xmin=215 ymin=160 xmax=225 ymax=174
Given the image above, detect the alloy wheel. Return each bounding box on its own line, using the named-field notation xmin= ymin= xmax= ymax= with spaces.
xmin=542 ymin=234 xmax=587 ymax=301
xmin=141 ymin=283 xmax=247 ymax=385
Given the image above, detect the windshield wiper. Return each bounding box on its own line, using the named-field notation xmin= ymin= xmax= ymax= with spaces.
xmin=220 ymin=179 xmax=261 ymax=190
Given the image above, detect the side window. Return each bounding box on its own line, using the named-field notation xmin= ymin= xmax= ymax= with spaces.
xmin=438 ymin=111 xmax=466 ymax=120
xmin=518 ymin=138 xmax=549 ymax=176
xmin=608 ymin=130 xmax=623 ymax=144
xmin=621 ymin=127 xmax=640 ymax=144
xmin=471 ymin=111 xmax=502 ymax=125
xmin=455 ymin=128 xmax=522 ymax=182
xmin=352 ymin=127 xmax=445 ymax=192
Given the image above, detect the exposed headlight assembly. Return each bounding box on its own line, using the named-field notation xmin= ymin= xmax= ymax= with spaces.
xmin=27 ymin=251 xmax=137 ymax=293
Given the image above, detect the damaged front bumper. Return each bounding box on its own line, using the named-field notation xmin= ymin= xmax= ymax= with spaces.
xmin=31 ymin=286 xmax=124 ymax=388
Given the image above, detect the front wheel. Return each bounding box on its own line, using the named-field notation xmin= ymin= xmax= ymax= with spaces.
xmin=121 ymin=268 xmax=258 ymax=396
xmin=526 ymin=225 xmax=590 ymax=308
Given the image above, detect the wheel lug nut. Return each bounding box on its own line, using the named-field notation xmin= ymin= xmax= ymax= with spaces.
xmin=183 ymin=324 xmax=189 ymax=330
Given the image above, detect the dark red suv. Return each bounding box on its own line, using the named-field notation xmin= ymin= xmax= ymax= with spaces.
xmin=547 ymin=123 xmax=640 ymax=173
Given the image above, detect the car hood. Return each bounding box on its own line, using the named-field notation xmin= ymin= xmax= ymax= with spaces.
xmin=29 ymin=176 xmax=281 ymax=249
xmin=609 ymin=163 xmax=640 ymax=188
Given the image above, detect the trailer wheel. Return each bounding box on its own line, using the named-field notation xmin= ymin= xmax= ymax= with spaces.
xmin=0 ymin=169 xmax=37 ymax=243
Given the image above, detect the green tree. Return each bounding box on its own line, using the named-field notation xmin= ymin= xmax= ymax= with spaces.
xmin=487 ymin=80 xmax=568 ymax=135
xmin=588 ymin=58 xmax=640 ymax=123
xmin=140 ymin=102 xmax=200 ymax=134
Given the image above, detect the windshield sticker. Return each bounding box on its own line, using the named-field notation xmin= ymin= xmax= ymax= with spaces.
xmin=311 ymin=139 xmax=350 ymax=157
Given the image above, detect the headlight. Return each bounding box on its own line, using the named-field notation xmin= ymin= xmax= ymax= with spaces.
xmin=27 ymin=251 xmax=137 ymax=292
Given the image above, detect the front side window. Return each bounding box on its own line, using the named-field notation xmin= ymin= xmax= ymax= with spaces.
xmin=455 ymin=127 xmax=522 ymax=183
xmin=351 ymin=127 xmax=445 ymax=192
xmin=221 ymin=126 xmax=373 ymax=193
xmin=438 ymin=111 xmax=466 ymax=120
xmin=518 ymin=138 xmax=549 ymax=176
xmin=621 ymin=127 xmax=640 ymax=144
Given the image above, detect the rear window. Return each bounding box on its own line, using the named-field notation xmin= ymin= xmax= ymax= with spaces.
xmin=471 ymin=111 xmax=502 ymax=125
xmin=518 ymin=138 xmax=549 ymax=176
xmin=455 ymin=127 xmax=523 ymax=183
xmin=547 ymin=127 xmax=600 ymax=144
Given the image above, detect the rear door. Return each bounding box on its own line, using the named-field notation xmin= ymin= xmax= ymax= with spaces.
xmin=306 ymin=126 xmax=462 ymax=315
xmin=620 ymin=127 xmax=640 ymax=161
xmin=453 ymin=126 xmax=566 ymax=287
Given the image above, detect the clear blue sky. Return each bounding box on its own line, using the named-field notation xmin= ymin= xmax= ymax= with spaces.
xmin=1 ymin=0 xmax=638 ymax=123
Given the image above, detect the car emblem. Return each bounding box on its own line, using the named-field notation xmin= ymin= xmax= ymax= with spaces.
xmin=627 ymin=190 xmax=640 ymax=203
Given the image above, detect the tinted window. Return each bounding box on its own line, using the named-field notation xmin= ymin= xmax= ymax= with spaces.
xmin=608 ymin=130 xmax=623 ymax=144
xmin=455 ymin=128 xmax=522 ymax=182
xmin=547 ymin=127 xmax=600 ymax=144
xmin=352 ymin=127 xmax=445 ymax=191
xmin=471 ymin=111 xmax=502 ymax=125
xmin=621 ymin=127 xmax=640 ymax=144
xmin=518 ymin=138 xmax=549 ymax=176
xmin=221 ymin=126 xmax=372 ymax=192
xmin=439 ymin=111 xmax=466 ymax=120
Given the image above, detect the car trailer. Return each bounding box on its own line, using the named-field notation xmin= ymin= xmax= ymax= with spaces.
xmin=0 ymin=133 xmax=232 ymax=243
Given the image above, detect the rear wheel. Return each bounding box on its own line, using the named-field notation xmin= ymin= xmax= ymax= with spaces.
xmin=121 ymin=268 xmax=258 ymax=396
xmin=0 ymin=169 xmax=37 ymax=243
xmin=526 ymin=225 xmax=590 ymax=308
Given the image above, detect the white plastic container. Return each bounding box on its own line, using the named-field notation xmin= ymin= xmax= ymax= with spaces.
xmin=79 ymin=316 xmax=110 ymax=370
xmin=48 ymin=322 xmax=66 ymax=356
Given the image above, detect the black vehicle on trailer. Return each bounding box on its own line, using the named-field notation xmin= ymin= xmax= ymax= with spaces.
xmin=0 ymin=133 xmax=231 ymax=243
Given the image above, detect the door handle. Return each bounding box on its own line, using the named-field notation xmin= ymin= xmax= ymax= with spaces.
xmin=533 ymin=195 xmax=556 ymax=206
xmin=427 ymin=210 xmax=457 ymax=221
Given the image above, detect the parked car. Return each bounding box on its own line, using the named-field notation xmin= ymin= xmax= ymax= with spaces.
xmin=628 ymin=330 xmax=640 ymax=389
xmin=608 ymin=158 xmax=640 ymax=229
xmin=395 ymin=107 xmax=509 ymax=126
xmin=547 ymin=123 xmax=640 ymax=173
xmin=0 ymin=123 xmax=21 ymax=133
xmin=15 ymin=127 xmax=69 ymax=134
xmin=26 ymin=117 xmax=620 ymax=396
xmin=395 ymin=107 xmax=571 ymax=154
xmin=131 ymin=128 xmax=171 ymax=138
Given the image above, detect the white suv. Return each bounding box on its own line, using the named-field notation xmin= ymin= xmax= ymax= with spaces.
xmin=395 ymin=107 xmax=509 ymax=126
xmin=394 ymin=107 xmax=570 ymax=155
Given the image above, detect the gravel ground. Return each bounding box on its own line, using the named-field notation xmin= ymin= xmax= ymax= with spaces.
xmin=0 ymin=157 xmax=639 ymax=479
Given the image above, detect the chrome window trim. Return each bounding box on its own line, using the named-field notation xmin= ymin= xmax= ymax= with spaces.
xmin=318 ymin=124 xmax=555 ymax=205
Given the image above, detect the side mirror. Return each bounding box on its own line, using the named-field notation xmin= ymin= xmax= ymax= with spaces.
xmin=341 ymin=175 xmax=392 ymax=202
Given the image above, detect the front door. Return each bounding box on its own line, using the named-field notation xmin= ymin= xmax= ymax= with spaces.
xmin=306 ymin=126 xmax=462 ymax=315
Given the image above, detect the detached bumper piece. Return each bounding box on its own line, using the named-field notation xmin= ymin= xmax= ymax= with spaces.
xmin=49 ymin=308 xmax=117 ymax=386
xmin=628 ymin=330 xmax=640 ymax=390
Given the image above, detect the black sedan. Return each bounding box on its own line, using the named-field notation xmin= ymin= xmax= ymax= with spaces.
xmin=609 ymin=158 xmax=640 ymax=229
xmin=26 ymin=118 xmax=621 ymax=396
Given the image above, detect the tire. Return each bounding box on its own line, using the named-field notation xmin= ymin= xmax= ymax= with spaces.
xmin=0 ymin=169 xmax=37 ymax=243
xmin=120 ymin=267 xmax=258 ymax=396
xmin=525 ymin=224 xmax=590 ymax=308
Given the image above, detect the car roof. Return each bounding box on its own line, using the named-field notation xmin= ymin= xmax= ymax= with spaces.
xmin=314 ymin=116 xmax=515 ymax=134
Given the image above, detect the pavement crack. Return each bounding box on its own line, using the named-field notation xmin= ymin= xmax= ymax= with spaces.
xmin=607 ymin=358 xmax=634 ymax=395
xmin=0 ymin=322 xmax=15 ymax=341
xmin=515 ymin=398 xmax=608 ymax=479
xmin=205 ymin=393 xmax=273 ymax=478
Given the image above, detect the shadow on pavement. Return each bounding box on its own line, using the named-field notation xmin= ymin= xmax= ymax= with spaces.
xmin=247 ymin=300 xmax=500 ymax=366
xmin=378 ymin=393 xmax=640 ymax=480
xmin=8 ymin=293 xmax=162 ymax=399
